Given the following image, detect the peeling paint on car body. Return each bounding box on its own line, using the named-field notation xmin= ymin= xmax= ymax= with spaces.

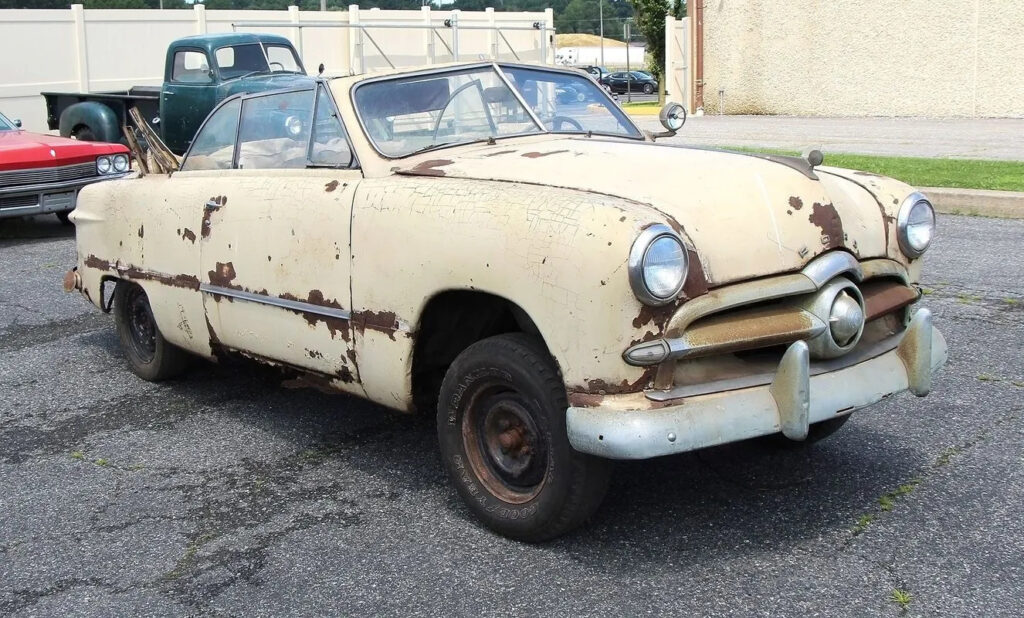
xmin=68 ymin=63 xmax=933 ymax=417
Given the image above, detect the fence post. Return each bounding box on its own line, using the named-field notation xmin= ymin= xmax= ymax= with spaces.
xmin=70 ymin=4 xmax=90 ymax=91
xmin=288 ymin=5 xmax=303 ymax=59
xmin=663 ymin=14 xmax=672 ymax=100
xmin=194 ymin=4 xmax=207 ymax=35
xmin=422 ymin=5 xmax=433 ymax=65
xmin=450 ymin=10 xmax=460 ymax=62
xmin=544 ymin=8 xmax=554 ymax=64
xmin=348 ymin=4 xmax=361 ymax=74
xmin=486 ymin=7 xmax=497 ymax=59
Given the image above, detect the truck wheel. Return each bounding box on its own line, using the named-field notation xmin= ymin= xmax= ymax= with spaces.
xmin=437 ymin=333 xmax=611 ymax=542
xmin=113 ymin=281 xmax=188 ymax=381
xmin=72 ymin=126 xmax=96 ymax=142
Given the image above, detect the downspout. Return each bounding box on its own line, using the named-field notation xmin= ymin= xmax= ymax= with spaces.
xmin=694 ymin=0 xmax=704 ymax=113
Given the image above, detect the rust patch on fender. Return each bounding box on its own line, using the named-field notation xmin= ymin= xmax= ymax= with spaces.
xmin=483 ymin=150 xmax=517 ymax=157
xmin=571 ymin=367 xmax=657 ymax=397
xmin=325 ymin=180 xmax=340 ymax=192
xmin=337 ymin=365 xmax=355 ymax=384
xmin=788 ymin=196 xmax=803 ymax=211
xmin=84 ymin=255 xmax=111 ymax=270
xmin=182 ymin=228 xmax=196 ymax=243
xmin=85 ymin=255 xmax=200 ymax=290
xmin=682 ymin=248 xmax=709 ymax=300
xmin=808 ymin=202 xmax=845 ymax=249
xmin=354 ymin=310 xmax=399 ymax=341
xmin=279 ymin=290 xmax=351 ymax=341
xmin=402 ymin=159 xmax=453 ymax=177
xmin=207 ymin=262 xmax=236 ymax=287
xmin=521 ymin=150 xmax=569 ymax=159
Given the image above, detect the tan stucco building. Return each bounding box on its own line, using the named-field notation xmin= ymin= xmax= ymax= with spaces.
xmin=696 ymin=0 xmax=1024 ymax=117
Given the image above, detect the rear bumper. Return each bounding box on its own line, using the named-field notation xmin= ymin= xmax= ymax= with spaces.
xmin=0 ymin=173 xmax=130 ymax=219
xmin=567 ymin=308 xmax=947 ymax=460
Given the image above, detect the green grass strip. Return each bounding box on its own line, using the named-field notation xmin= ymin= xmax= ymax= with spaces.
xmin=719 ymin=146 xmax=1024 ymax=192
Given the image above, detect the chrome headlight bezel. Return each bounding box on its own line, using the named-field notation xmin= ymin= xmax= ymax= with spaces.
xmin=96 ymin=156 xmax=111 ymax=175
xmin=628 ymin=224 xmax=689 ymax=306
xmin=896 ymin=192 xmax=935 ymax=258
xmin=111 ymin=153 xmax=129 ymax=173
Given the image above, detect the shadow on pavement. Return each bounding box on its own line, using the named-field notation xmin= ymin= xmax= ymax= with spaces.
xmin=0 ymin=214 xmax=75 ymax=245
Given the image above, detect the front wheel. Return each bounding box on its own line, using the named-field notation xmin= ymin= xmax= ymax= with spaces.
xmin=643 ymin=83 xmax=654 ymax=95
xmin=437 ymin=334 xmax=611 ymax=542
xmin=113 ymin=281 xmax=189 ymax=381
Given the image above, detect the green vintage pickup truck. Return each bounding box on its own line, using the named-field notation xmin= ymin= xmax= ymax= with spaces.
xmin=43 ymin=32 xmax=315 ymax=155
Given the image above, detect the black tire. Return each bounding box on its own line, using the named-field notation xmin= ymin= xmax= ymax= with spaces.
xmin=437 ymin=333 xmax=611 ymax=542
xmin=72 ymin=126 xmax=96 ymax=142
xmin=56 ymin=211 xmax=72 ymax=226
xmin=113 ymin=281 xmax=189 ymax=381
xmin=765 ymin=414 xmax=852 ymax=448
xmin=643 ymin=83 xmax=654 ymax=95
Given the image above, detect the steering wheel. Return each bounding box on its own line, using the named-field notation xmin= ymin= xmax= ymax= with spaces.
xmin=269 ymin=61 xmax=285 ymax=72
xmin=432 ymin=80 xmax=497 ymax=144
xmin=551 ymin=116 xmax=583 ymax=132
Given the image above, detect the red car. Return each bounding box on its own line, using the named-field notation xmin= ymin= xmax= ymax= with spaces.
xmin=0 ymin=110 xmax=131 ymax=224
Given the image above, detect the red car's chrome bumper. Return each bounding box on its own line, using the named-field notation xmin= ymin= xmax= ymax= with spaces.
xmin=0 ymin=172 xmax=131 ymax=219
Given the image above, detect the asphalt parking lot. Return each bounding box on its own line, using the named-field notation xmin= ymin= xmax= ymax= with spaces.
xmin=1 ymin=213 xmax=1022 ymax=617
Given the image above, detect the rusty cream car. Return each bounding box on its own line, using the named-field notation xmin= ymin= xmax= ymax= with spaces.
xmin=65 ymin=62 xmax=947 ymax=541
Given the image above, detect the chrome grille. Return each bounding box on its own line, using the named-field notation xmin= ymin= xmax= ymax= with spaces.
xmin=0 ymin=194 xmax=39 ymax=209
xmin=0 ymin=162 xmax=96 ymax=187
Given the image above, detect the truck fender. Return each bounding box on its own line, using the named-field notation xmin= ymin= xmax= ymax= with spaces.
xmin=58 ymin=101 xmax=121 ymax=143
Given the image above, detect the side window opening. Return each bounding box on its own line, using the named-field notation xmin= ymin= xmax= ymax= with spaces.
xmin=172 ymin=50 xmax=212 ymax=84
xmin=310 ymin=85 xmax=355 ymax=168
xmin=180 ymin=98 xmax=240 ymax=171
xmin=236 ymin=90 xmax=312 ymax=170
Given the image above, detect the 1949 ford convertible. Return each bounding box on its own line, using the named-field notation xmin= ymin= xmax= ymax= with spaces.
xmin=64 ymin=62 xmax=947 ymax=541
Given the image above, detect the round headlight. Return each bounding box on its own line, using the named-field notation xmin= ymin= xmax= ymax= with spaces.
xmin=96 ymin=156 xmax=111 ymax=174
xmin=285 ymin=115 xmax=303 ymax=137
xmin=628 ymin=224 xmax=689 ymax=306
xmin=897 ymin=192 xmax=935 ymax=258
xmin=112 ymin=154 xmax=129 ymax=172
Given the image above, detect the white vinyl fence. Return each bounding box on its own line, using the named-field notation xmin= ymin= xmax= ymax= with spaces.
xmin=0 ymin=4 xmax=554 ymax=133
xmin=664 ymin=16 xmax=689 ymax=109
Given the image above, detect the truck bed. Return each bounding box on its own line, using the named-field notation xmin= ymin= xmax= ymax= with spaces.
xmin=43 ymin=88 xmax=161 ymax=133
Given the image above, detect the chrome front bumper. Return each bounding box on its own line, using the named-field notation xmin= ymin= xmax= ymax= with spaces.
xmin=0 ymin=173 xmax=131 ymax=219
xmin=567 ymin=308 xmax=947 ymax=460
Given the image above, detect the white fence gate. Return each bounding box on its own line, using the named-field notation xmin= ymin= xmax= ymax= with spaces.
xmin=0 ymin=4 xmax=553 ymax=133
xmin=664 ymin=16 xmax=689 ymax=110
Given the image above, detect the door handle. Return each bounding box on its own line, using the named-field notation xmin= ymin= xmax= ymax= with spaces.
xmin=205 ymin=199 xmax=223 ymax=211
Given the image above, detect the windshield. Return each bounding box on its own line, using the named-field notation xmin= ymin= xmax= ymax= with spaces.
xmin=0 ymin=113 xmax=13 ymax=131
xmin=352 ymin=64 xmax=641 ymax=158
xmin=215 ymin=43 xmax=302 ymax=80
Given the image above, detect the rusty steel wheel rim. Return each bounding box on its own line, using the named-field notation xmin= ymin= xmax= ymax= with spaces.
xmin=461 ymin=384 xmax=548 ymax=504
xmin=125 ymin=286 xmax=157 ymax=363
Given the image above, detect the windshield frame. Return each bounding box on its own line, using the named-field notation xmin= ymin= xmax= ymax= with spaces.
xmin=0 ymin=112 xmax=15 ymax=131
xmin=349 ymin=62 xmax=645 ymax=160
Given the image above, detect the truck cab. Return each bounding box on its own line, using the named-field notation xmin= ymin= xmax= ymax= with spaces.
xmin=160 ymin=33 xmax=311 ymax=153
xmin=44 ymin=32 xmax=311 ymax=155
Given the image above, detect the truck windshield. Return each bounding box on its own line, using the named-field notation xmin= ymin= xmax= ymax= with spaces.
xmin=353 ymin=64 xmax=641 ymax=158
xmin=215 ymin=43 xmax=302 ymax=79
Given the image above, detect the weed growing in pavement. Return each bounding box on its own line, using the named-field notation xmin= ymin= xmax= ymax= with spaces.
xmin=920 ymin=287 xmax=934 ymax=295
xmin=93 ymin=458 xmax=108 ymax=467
xmin=852 ymin=513 xmax=874 ymax=535
xmin=1012 ymin=381 xmax=1024 ymax=388
xmin=956 ymin=292 xmax=981 ymax=304
xmin=976 ymin=373 xmax=997 ymax=382
xmin=70 ymin=451 xmax=85 ymax=460
xmin=890 ymin=589 xmax=912 ymax=610
xmin=1004 ymin=298 xmax=1020 ymax=306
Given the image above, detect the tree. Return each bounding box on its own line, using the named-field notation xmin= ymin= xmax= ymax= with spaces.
xmin=628 ymin=0 xmax=668 ymax=79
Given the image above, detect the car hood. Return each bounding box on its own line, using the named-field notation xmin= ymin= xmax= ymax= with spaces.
xmin=397 ymin=137 xmax=903 ymax=286
xmin=0 ymin=130 xmax=126 ymax=171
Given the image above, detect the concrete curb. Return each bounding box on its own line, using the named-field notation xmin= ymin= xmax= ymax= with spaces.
xmin=922 ymin=187 xmax=1024 ymax=219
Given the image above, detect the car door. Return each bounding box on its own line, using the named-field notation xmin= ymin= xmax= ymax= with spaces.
xmin=181 ymin=85 xmax=364 ymax=389
xmin=161 ymin=47 xmax=219 ymax=154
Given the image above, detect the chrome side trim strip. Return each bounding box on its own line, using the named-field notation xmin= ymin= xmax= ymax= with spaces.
xmin=200 ymin=284 xmax=351 ymax=320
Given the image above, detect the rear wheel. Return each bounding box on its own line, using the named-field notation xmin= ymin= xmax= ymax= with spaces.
xmin=113 ymin=281 xmax=189 ymax=381
xmin=643 ymin=83 xmax=654 ymax=95
xmin=71 ymin=125 xmax=96 ymax=142
xmin=437 ymin=333 xmax=611 ymax=542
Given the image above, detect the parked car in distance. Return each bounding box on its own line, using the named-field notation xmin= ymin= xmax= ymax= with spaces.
xmin=602 ymin=71 xmax=658 ymax=94
xmin=0 ymin=110 xmax=131 ymax=223
xmin=65 ymin=62 xmax=947 ymax=542
xmin=581 ymin=65 xmax=610 ymax=82
xmin=42 ymin=32 xmax=311 ymax=155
